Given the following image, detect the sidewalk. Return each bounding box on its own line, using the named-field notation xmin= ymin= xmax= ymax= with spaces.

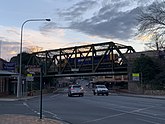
xmin=0 ymin=95 xmax=38 ymax=102
xmin=118 ymin=93 xmax=165 ymax=100
xmin=0 ymin=114 xmax=62 ymax=124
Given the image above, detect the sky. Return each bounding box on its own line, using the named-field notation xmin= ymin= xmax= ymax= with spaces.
xmin=0 ymin=0 xmax=159 ymax=60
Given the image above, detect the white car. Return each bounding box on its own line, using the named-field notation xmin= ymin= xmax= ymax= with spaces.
xmin=93 ymin=85 xmax=109 ymax=96
xmin=68 ymin=85 xmax=84 ymax=97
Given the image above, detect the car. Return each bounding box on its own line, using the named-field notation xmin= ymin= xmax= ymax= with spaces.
xmin=93 ymin=85 xmax=109 ymax=96
xmin=68 ymin=84 xmax=84 ymax=97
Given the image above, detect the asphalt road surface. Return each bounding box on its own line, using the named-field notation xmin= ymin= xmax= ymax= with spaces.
xmin=0 ymin=88 xmax=165 ymax=124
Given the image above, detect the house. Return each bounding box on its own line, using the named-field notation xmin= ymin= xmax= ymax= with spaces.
xmin=0 ymin=58 xmax=18 ymax=96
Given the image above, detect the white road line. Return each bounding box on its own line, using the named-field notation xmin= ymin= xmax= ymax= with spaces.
xmin=50 ymin=94 xmax=59 ymax=98
xmin=136 ymin=118 xmax=160 ymax=124
xmin=82 ymin=97 xmax=164 ymax=117
xmin=43 ymin=110 xmax=62 ymax=120
xmin=81 ymin=97 xmax=141 ymax=110
xmin=82 ymin=103 xmax=165 ymax=124
xmin=23 ymin=102 xmax=38 ymax=114
xmin=82 ymin=112 xmax=128 ymax=123
xmin=136 ymin=110 xmax=158 ymax=116
xmin=23 ymin=102 xmax=28 ymax=107
xmin=101 ymin=105 xmax=165 ymax=121
xmin=23 ymin=102 xmax=58 ymax=119
xmin=82 ymin=106 xmax=155 ymax=123
xmin=43 ymin=110 xmax=57 ymax=117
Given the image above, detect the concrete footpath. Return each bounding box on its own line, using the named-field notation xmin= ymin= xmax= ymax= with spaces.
xmin=0 ymin=114 xmax=62 ymax=124
xmin=0 ymin=95 xmax=38 ymax=102
xmin=118 ymin=93 xmax=165 ymax=100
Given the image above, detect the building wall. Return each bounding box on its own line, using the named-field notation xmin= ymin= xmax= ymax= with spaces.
xmin=0 ymin=59 xmax=10 ymax=96
xmin=0 ymin=78 xmax=9 ymax=96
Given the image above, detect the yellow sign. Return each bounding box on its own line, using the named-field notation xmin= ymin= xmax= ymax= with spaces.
xmin=27 ymin=74 xmax=32 ymax=77
xmin=132 ymin=73 xmax=139 ymax=77
xmin=26 ymin=74 xmax=34 ymax=81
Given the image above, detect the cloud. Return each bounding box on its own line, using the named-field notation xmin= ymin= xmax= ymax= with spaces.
xmin=0 ymin=40 xmax=19 ymax=60
xmin=67 ymin=0 xmax=145 ymax=40
xmin=57 ymin=0 xmax=97 ymax=21
xmin=36 ymin=0 xmax=157 ymax=53
xmin=0 ymin=0 xmax=159 ymax=60
xmin=40 ymin=22 xmax=57 ymax=31
xmin=70 ymin=7 xmax=141 ymax=40
xmin=0 ymin=25 xmax=72 ymax=60
xmin=41 ymin=0 xmax=157 ymax=41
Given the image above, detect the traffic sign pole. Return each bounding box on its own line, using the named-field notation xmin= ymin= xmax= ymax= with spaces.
xmin=40 ymin=64 xmax=43 ymax=119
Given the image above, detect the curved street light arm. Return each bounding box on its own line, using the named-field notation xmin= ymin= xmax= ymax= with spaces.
xmin=17 ymin=18 xmax=51 ymax=98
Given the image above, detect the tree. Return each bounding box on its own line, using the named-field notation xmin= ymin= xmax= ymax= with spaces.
xmin=24 ymin=46 xmax=43 ymax=53
xmin=153 ymin=59 xmax=165 ymax=89
xmin=133 ymin=55 xmax=165 ymax=90
xmin=10 ymin=52 xmax=35 ymax=74
xmin=138 ymin=1 xmax=165 ymax=50
xmin=133 ymin=55 xmax=158 ymax=85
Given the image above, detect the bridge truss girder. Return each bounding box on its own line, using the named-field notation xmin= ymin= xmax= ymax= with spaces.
xmin=28 ymin=41 xmax=135 ymax=77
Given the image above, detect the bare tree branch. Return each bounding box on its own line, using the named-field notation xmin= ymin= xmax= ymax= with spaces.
xmin=137 ymin=1 xmax=165 ymax=50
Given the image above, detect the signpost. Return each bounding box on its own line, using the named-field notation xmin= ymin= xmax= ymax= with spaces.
xmin=132 ymin=73 xmax=140 ymax=81
xmin=39 ymin=64 xmax=43 ymax=119
xmin=71 ymin=68 xmax=79 ymax=72
xmin=26 ymin=65 xmax=40 ymax=73
xmin=26 ymin=65 xmax=43 ymax=119
xmin=26 ymin=74 xmax=34 ymax=81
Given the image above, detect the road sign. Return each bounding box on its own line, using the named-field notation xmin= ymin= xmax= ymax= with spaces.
xmin=132 ymin=73 xmax=140 ymax=81
xmin=71 ymin=68 xmax=79 ymax=72
xmin=27 ymin=74 xmax=32 ymax=77
xmin=3 ymin=62 xmax=16 ymax=71
xmin=26 ymin=73 xmax=34 ymax=81
xmin=26 ymin=65 xmax=41 ymax=73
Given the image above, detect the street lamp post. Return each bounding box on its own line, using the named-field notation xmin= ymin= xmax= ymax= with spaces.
xmin=17 ymin=19 xmax=51 ymax=98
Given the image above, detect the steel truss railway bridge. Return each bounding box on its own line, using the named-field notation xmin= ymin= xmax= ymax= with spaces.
xmin=26 ymin=42 xmax=135 ymax=80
